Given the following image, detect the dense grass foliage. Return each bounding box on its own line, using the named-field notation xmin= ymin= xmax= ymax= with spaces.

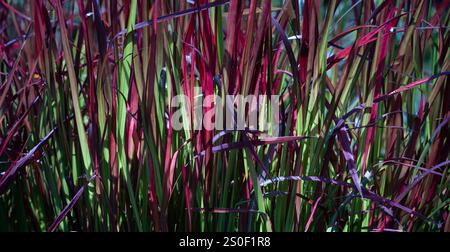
xmin=0 ymin=0 xmax=449 ymax=232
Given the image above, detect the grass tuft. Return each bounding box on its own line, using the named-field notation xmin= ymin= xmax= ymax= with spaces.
xmin=0 ymin=0 xmax=449 ymax=232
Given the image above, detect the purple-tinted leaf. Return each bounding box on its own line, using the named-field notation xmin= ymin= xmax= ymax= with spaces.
xmin=48 ymin=175 xmax=96 ymax=232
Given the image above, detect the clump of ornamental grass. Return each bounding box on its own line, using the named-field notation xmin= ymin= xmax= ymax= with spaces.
xmin=0 ymin=0 xmax=449 ymax=232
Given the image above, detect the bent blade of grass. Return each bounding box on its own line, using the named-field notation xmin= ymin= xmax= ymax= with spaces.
xmin=48 ymin=175 xmax=96 ymax=232
xmin=0 ymin=127 xmax=56 ymax=194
